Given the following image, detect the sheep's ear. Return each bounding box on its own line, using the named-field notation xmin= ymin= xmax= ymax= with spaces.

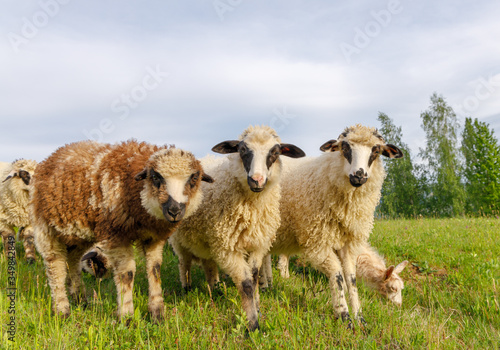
xmin=211 ymin=140 xmax=240 ymax=154
xmin=319 ymin=139 xmax=339 ymax=152
xmin=2 ymin=170 xmax=17 ymax=183
xmin=81 ymin=251 xmax=98 ymax=261
xmin=384 ymin=265 xmax=395 ymax=280
xmin=202 ymin=173 xmax=214 ymax=183
xmin=394 ymin=260 xmax=408 ymax=274
xmin=18 ymin=170 xmax=31 ymax=185
xmin=134 ymin=169 xmax=148 ymax=181
xmin=280 ymin=144 xmax=306 ymax=158
xmin=381 ymin=144 xmax=404 ymax=158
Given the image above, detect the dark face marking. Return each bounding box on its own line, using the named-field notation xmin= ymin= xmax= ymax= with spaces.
xmin=19 ymin=170 xmax=31 ymax=185
xmin=67 ymin=245 xmax=77 ymax=253
xmin=266 ymin=144 xmax=281 ymax=169
xmin=238 ymin=142 xmax=254 ymax=174
xmin=241 ymin=279 xmax=254 ymax=298
xmin=150 ymin=169 xmax=164 ymax=189
xmin=341 ymin=141 xmax=352 ymax=164
xmin=335 ymin=273 xmax=344 ymax=291
xmin=188 ymin=171 xmax=200 ymax=189
xmin=368 ymin=145 xmax=381 ymax=168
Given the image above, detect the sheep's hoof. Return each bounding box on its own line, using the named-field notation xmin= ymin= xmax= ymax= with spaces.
xmin=340 ymin=312 xmax=353 ymax=330
xmin=245 ymin=320 xmax=260 ymax=335
xmin=149 ymin=305 xmax=165 ymax=323
xmin=70 ymin=293 xmax=87 ymax=306
xmin=183 ymin=286 xmax=192 ymax=294
xmin=25 ymin=257 xmax=36 ymax=265
xmin=55 ymin=308 xmax=70 ymax=319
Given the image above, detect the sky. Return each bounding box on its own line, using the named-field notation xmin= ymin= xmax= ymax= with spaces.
xmin=1 ymin=0 xmax=499 ymax=162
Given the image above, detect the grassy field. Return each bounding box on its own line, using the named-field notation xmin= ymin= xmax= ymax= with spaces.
xmin=1 ymin=218 xmax=499 ymax=349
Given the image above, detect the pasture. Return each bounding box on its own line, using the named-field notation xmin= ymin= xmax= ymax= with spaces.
xmin=1 ymin=217 xmax=499 ymax=349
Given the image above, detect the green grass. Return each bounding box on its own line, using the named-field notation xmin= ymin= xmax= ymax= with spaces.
xmin=1 ymin=218 xmax=499 ymax=349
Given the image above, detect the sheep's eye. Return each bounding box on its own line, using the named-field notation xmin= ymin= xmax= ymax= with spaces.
xmin=239 ymin=146 xmax=246 ymax=154
xmin=190 ymin=172 xmax=200 ymax=188
xmin=150 ymin=171 xmax=163 ymax=188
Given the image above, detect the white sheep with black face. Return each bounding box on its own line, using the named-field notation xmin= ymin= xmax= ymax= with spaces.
xmin=260 ymin=124 xmax=403 ymax=328
xmin=169 ymin=125 xmax=305 ymax=332
xmin=0 ymin=159 xmax=37 ymax=263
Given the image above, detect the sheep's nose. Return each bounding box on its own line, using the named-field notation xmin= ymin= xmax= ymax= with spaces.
xmin=355 ymin=168 xmax=366 ymax=178
xmin=349 ymin=169 xmax=368 ymax=188
xmin=247 ymin=175 xmax=267 ymax=192
xmin=162 ymin=197 xmax=186 ymax=222
xmin=251 ymin=174 xmax=265 ymax=186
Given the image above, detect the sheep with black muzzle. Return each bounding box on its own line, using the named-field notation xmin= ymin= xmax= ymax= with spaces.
xmin=31 ymin=140 xmax=213 ymax=320
xmin=0 ymin=159 xmax=38 ymax=263
xmin=260 ymin=124 xmax=403 ymax=328
xmin=169 ymin=125 xmax=305 ymax=332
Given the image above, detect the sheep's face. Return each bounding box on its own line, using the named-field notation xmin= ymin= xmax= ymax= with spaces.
xmin=320 ymin=125 xmax=403 ymax=187
xmin=212 ymin=126 xmax=305 ymax=192
xmin=2 ymin=159 xmax=37 ymax=191
xmin=135 ymin=148 xmax=214 ymax=223
xmin=381 ymin=260 xmax=408 ymax=306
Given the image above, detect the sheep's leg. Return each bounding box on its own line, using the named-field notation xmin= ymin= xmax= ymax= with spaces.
xmin=19 ymin=227 xmax=36 ymax=263
xmin=219 ymin=253 xmax=260 ymax=332
xmin=105 ymin=245 xmax=136 ymax=320
xmin=306 ymin=249 xmax=351 ymax=326
xmin=173 ymin=243 xmax=194 ymax=292
xmin=201 ymin=258 xmax=219 ymax=290
xmin=248 ymin=253 xmax=263 ymax=315
xmin=1 ymin=230 xmax=16 ymax=260
xmin=36 ymin=230 xmax=71 ymax=317
xmin=277 ymin=254 xmax=290 ymax=278
xmin=67 ymin=244 xmax=91 ymax=304
xmin=141 ymin=238 xmax=167 ymax=321
xmin=338 ymin=246 xmax=365 ymax=324
xmin=259 ymin=254 xmax=273 ymax=289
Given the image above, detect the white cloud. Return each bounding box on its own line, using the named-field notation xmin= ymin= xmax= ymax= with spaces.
xmin=0 ymin=0 xmax=499 ymax=163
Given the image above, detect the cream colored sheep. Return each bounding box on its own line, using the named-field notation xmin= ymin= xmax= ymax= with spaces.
xmin=31 ymin=140 xmax=213 ymax=320
xmin=274 ymin=243 xmax=408 ymax=305
xmin=261 ymin=124 xmax=403 ymax=328
xmin=0 ymin=159 xmax=37 ymax=263
xmin=355 ymin=244 xmax=408 ymax=305
xmin=169 ymin=125 xmax=305 ymax=332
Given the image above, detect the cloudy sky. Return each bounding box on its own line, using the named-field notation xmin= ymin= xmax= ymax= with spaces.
xmin=1 ymin=0 xmax=499 ymax=162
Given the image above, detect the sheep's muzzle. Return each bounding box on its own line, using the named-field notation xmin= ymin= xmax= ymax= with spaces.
xmin=247 ymin=176 xmax=267 ymax=192
xmin=349 ymin=174 xmax=368 ymax=187
xmin=162 ymin=197 xmax=186 ymax=223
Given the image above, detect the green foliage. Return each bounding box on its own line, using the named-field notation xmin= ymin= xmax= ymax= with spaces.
xmin=2 ymin=218 xmax=499 ymax=349
xmin=418 ymin=92 xmax=465 ymax=216
xmin=377 ymin=112 xmax=420 ymax=218
xmin=461 ymin=117 xmax=500 ymax=215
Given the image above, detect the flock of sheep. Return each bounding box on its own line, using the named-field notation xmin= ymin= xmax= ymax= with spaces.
xmin=1 ymin=124 xmax=408 ymax=332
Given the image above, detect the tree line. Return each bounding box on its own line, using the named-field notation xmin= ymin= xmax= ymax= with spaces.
xmin=377 ymin=92 xmax=500 ymax=218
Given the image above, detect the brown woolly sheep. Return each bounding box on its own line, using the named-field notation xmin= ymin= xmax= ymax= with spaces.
xmin=31 ymin=140 xmax=213 ymax=320
xmin=0 ymin=159 xmax=38 ymax=263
